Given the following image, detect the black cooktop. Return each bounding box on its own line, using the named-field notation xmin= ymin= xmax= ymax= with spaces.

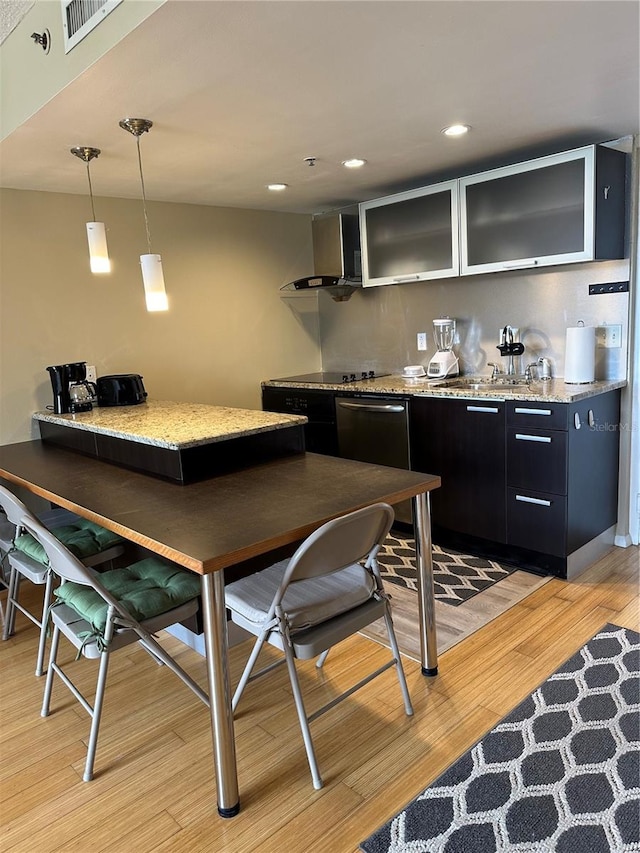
xmin=273 ymin=371 xmax=390 ymax=385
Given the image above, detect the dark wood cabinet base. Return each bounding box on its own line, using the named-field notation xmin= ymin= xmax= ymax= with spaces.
xmin=37 ymin=421 xmax=306 ymax=484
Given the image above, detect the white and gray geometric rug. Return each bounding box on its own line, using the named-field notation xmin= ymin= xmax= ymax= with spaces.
xmin=376 ymin=534 xmax=516 ymax=606
xmin=361 ymin=623 xmax=640 ymax=853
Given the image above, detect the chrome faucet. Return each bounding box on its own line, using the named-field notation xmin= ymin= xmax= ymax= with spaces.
xmin=487 ymin=362 xmax=501 ymax=380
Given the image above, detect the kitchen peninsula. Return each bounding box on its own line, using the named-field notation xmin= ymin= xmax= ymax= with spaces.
xmin=34 ymin=400 xmax=308 ymax=483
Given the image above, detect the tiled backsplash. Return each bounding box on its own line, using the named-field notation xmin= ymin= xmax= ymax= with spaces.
xmin=318 ymin=259 xmax=630 ymax=381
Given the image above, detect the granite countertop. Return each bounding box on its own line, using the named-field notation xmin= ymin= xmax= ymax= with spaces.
xmin=262 ymin=375 xmax=626 ymax=403
xmin=33 ymin=400 xmax=307 ymax=450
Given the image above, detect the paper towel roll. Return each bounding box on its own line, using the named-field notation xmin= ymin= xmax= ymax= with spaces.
xmin=565 ymin=324 xmax=595 ymax=384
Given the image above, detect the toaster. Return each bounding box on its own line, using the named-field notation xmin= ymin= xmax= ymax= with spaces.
xmin=97 ymin=374 xmax=147 ymax=407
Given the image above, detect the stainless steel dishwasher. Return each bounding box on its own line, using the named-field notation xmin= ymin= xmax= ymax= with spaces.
xmin=335 ymin=395 xmax=412 ymax=525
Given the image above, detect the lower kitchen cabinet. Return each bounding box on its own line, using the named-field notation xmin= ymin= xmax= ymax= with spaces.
xmin=261 ymin=386 xmax=338 ymax=455
xmin=506 ymin=392 xmax=621 ymax=562
xmin=410 ymin=396 xmax=506 ymax=543
xmin=411 ymin=390 xmax=621 ymax=577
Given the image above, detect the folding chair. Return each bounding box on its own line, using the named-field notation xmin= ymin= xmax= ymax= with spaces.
xmin=8 ymin=510 xmax=211 ymax=781
xmin=0 ymin=484 xmax=125 ymax=675
xmin=225 ymin=502 xmax=413 ymax=790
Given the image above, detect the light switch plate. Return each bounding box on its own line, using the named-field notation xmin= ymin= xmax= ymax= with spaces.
xmin=417 ymin=332 xmax=427 ymax=351
xmin=86 ymin=365 xmax=97 ymax=383
xmin=596 ymin=325 xmax=622 ymax=348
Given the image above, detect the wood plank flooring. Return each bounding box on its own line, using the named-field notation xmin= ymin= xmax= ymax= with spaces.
xmin=1 ymin=544 xmax=638 ymax=853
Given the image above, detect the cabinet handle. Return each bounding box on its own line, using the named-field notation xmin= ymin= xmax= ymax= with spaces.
xmin=466 ymin=405 xmax=499 ymax=414
xmin=501 ymin=260 xmax=539 ymax=270
xmin=514 ymin=407 xmax=552 ymax=416
xmin=574 ymin=413 xmax=581 ymax=430
xmin=515 ymin=494 xmax=552 ymax=507
xmin=588 ymin=409 xmax=595 ymax=427
xmin=392 ymin=274 xmax=421 ymax=282
xmin=336 ymin=400 xmax=406 ymax=414
xmin=515 ymin=433 xmax=552 ymax=443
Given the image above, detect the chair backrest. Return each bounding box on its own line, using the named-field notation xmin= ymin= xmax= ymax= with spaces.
xmin=285 ymin=502 xmax=394 ymax=586
xmin=16 ymin=512 xmax=100 ymax=586
xmin=0 ymin=483 xmax=37 ymax=529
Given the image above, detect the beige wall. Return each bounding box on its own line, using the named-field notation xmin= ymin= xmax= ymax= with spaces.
xmin=0 ymin=188 xmax=319 ymax=444
xmin=1 ymin=0 xmax=164 ymax=140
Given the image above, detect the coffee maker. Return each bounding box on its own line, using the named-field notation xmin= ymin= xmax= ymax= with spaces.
xmin=47 ymin=362 xmax=95 ymax=414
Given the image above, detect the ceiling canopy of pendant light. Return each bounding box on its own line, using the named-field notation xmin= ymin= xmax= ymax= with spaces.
xmin=70 ymin=146 xmax=111 ymax=275
xmin=119 ymin=118 xmax=169 ymax=312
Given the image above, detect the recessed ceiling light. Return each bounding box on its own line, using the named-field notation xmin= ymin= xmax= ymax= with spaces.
xmin=442 ymin=124 xmax=471 ymax=137
xmin=267 ymin=183 xmax=288 ymax=191
xmin=342 ymin=158 xmax=367 ymax=169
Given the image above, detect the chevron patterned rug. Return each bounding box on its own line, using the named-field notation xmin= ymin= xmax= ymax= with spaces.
xmin=376 ymin=534 xmax=515 ymax=607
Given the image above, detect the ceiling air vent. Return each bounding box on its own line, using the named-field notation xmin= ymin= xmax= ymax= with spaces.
xmin=61 ymin=0 xmax=123 ymax=53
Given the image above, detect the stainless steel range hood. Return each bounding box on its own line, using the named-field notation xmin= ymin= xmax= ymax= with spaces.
xmin=281 ymin=212 xmax=362 ymax=302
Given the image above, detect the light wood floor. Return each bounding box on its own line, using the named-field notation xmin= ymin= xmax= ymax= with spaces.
xmin=1 ymin=545 xmax=638 ymax=853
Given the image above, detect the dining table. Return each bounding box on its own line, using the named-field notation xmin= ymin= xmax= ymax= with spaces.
xmin=0 ymin=438 xmax=441 ymax=818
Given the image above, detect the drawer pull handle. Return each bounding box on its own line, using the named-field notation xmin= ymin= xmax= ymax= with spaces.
xmin=514 ymin=407 xmax=552 ymax=416
xmin=466 ymin=406 xmax=499 ymax=414
xmin=392 ymin=274 xmax=421 ymax=282
xmin=515 ymin=433 xmax=552 ymax=443
xmin=588 ymin=409 xmax=595 ymax=427
xmin=516 ymin=494 xmax=552 ymax=507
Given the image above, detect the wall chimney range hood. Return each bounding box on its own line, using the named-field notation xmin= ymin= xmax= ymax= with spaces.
xmin=281 ymin=212 xmax=362 ymax=302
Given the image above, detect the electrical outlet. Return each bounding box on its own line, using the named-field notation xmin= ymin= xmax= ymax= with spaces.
xmin=417 ymin=332 xmax=427 ymax=351
xmin=596 ymin=325 xmax=622 ymax=348
xmin=86 ymin=365 xmax=97 ymax=383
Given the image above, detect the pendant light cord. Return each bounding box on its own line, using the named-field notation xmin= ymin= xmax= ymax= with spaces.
xmin=85 ymin=161 xmax=97 ymax=222
xmin=135 ymin=135 xmax=153 ymax=254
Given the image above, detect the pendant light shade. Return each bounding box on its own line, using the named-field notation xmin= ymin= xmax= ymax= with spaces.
xmin=140 ymin=254 xmax=169 ymax=311
xmin=86 ymin=222 xmax=110 ymax=273
xmin=119 ymin=118 xmax=169 ymax=312
xmin=71 ymin=147 xmax=111 ymax=274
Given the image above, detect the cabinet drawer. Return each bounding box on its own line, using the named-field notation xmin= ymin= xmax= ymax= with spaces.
xmin=506 ymin=401 xmax=568 ymax=431
xmin=507 ymin=428 xmax=568 ymax=494
xmin=507 ymin=487 xmax=567 ymax=556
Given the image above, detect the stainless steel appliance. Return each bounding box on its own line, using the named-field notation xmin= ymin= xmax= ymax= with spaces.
xmin=335 ymin=395 xmax=412 ymax=525
xmin=283 ymin=213 xmax=362 ymax=302
xmin=97 ymin=374 xmax=147 ymax=407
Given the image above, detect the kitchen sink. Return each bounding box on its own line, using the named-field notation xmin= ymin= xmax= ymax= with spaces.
xmin=432 ymin=377 xmax=537 ymax=393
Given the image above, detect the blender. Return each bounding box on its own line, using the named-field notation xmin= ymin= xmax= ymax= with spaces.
xmin=427 ymin=317 xmax=459 ymax=378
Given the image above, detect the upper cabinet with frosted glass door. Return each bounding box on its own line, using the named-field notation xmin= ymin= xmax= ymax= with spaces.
xmin=459 ymin=145 xmax=627 ymax=276
xmin=359 ymin=180 xmax=459 ymax=287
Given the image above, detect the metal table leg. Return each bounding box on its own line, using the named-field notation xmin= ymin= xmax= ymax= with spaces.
xmin=413 ymin=491 xmax=438 ymax=675
xmin=201 ymin=572 xmax=240 ymax=817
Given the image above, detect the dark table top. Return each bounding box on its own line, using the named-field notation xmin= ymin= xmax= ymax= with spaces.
xmin=0 ymin=440 xmax=440 ymax=575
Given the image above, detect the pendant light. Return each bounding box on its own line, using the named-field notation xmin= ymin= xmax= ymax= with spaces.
xmin=119 ymin=118 xmax=168 ymax=312
xmin=70 ymin=146 xmax=111 ymax=274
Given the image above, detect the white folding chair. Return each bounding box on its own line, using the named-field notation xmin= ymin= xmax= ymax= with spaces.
xmin=225 ymin=502 xmax=413 ymax=790
xmin=11 ymin=510 xmax=210 ymax=781
xmin=0 ymin=484 xmax=125 ymax=676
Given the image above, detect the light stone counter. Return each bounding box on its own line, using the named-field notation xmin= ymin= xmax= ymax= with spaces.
xmin=34 ymin=400 xmax=307 ymax=450
xmin=262 ymin=375 xmax=626 ymax=403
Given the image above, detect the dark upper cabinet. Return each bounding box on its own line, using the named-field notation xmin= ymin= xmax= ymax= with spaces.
xmin=460 ymin=144 xmax=627 ymax=275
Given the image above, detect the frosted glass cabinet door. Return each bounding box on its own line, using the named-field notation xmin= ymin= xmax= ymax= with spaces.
xmin=460 ymin=145 xmax=626 ymax=275
xmin=360 ymin=180 xmax=459 ymax=287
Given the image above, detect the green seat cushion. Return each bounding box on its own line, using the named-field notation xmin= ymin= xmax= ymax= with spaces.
xmin=54 ymin=557 xmax=201 ymax=633
xmin=14 ymin=519 xmax=123 ymax=565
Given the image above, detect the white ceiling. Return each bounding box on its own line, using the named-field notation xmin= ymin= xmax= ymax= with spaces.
xmin=1 ymin=0 xmax=638 ymax=215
